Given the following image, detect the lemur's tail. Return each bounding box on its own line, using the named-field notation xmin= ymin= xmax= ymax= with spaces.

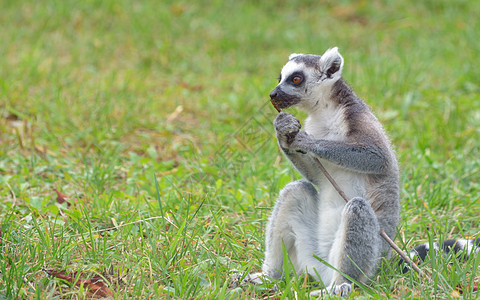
xmin=400 ymin=238 xmax=480 ymax=273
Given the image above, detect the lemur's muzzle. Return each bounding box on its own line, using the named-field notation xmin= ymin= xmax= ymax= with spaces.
xmin=269 ymin=87 xmax=301 ymax=109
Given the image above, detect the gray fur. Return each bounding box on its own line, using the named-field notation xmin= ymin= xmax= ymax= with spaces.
xmin=289 ymin=130 xmax=390 ymax=174
xmin=251 ymin=48 xmax=400 ymax=297
xmin=334 ymin=197 xmax=381 ymax=284
xmin=262 ymin=180 xmax=324 ymax=279
xmin=291 ymin=54 xmax=321 ymax=69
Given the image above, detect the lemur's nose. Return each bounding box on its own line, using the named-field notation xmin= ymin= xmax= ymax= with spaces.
xmin=270 ymin=90 xmax=278 ymax=99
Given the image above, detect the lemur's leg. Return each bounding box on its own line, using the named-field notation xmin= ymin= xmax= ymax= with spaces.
xmin=260 ymin=180 xmax=327 ymax=281
xmin=326 ymin=197 xmax=381 ymax=296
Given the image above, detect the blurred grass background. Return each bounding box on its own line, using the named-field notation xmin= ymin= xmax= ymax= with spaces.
xmin=1 ymin=0 xmax=479 ymax=298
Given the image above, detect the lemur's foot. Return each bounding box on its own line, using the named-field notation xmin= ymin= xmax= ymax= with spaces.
xmin=310 ymin=282 xmax=352 ymax=297
xmin=229 ymin=272 xmax=278 ymax=291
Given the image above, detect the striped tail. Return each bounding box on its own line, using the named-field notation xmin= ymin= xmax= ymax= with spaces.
xmin=401 ymin=238 xmax=480 ymax=273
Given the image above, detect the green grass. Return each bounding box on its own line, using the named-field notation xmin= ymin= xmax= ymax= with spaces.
xmin=1 ymin=0 xmax=480 ymax=298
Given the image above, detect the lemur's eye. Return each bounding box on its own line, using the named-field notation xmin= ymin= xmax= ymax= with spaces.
xmin=292 ymin=75 xmax=303 ymax=85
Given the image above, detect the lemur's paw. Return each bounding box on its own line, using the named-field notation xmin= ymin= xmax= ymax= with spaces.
xmin=310 ymin=283 xmax=352 ymax=298
xmin=290 ymin=130 xmax=313 ymax=153
xmin=331 ymin=283 xmax=352 ymax=297
xmin=274 ymin=112 xmax=301 ymax=135
xmin=274 ymin=112 xmax=301 ymax=148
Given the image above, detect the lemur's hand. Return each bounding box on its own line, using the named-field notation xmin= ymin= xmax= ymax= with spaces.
xmin=274 ymin=112 xmax=301 ymax=150
xmin=290 ymin=131 xmax=313 ymax=154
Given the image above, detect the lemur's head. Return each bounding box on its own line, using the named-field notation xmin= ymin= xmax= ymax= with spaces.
xmin=270 ymin=47 xmax=344 ymax=111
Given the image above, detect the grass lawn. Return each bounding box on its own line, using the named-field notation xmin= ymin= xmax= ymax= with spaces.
xmin=1 ymin=0 xmax=479 ymax=298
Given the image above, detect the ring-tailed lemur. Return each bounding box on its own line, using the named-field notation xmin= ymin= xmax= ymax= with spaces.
xmin=238 ymin=47 xmax=479 ymax=296
xmin=242 ymin=47 xmax=401 ymax=296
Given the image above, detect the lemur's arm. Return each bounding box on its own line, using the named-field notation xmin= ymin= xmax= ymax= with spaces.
xmin=274 ymin=112 xmax=323 ymax=184
xmin=292 ymin=131 xmax=389 ymax=174
xmin=275 ymin=112 xmax=389 ymax=175
xmin=280 ymin=150 xmax=322 ymax=185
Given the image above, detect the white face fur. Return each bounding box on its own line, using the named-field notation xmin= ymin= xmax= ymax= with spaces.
xmin=270 ymin=47 xmax=344 ymax=111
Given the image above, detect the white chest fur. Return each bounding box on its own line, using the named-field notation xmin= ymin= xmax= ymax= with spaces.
xmin=304 ymin=104 xmax=348 ymax=141
xmin=314 ymin=158 xmax=368 ymax=257
xmin=303 ymin=105 xmax=368 ymax=257
xmin=303 ymin=103 xmax=367 ymax=201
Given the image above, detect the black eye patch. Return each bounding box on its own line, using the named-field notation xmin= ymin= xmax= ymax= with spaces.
xmin=287 ymin=72 xmax=305 ymax=86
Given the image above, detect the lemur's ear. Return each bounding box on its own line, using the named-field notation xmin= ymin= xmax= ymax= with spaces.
xmin=319 ymin=47 xmax=344 ymax=80
xmin=289 ymin=53 xmax=302 ymax=60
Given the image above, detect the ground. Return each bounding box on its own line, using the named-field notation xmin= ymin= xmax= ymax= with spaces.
xmin=1 ymin=0 xmax=479 ymax=298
